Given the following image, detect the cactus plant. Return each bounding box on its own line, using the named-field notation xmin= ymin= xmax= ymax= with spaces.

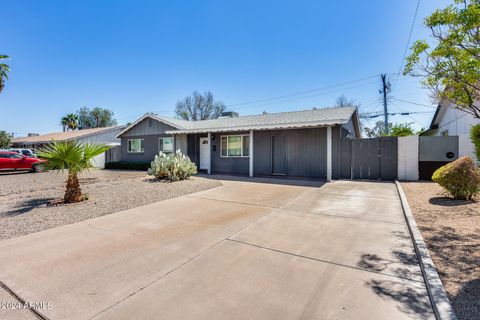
xmin=148 ymin=150 xmax=197 ymax=181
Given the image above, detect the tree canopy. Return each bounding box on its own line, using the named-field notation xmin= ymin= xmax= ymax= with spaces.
xmin=61 ymin=114 xmax=79 ymax=131
xmin=0 ymin=55 xmax=10 ymax=94
xmin=175 ymin=91 xmax=226 ymax=121
xmin=364 ymin=121 xmax=418 ymax=138
xmin=404 ymin=0 xmax=480 ymax=118
xmin=0 ymin=130 xmax=12 ymax=148
xmin=335 ymin=95 xmax=359 ymax=108
xmin=77 ymin=107 xmax=117 ymax=129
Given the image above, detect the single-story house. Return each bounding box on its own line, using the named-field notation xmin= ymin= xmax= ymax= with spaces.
xmin=12 ymin=126 xmax=125 ymax=168
xmin=116 ymin=107 xmax=360 ymax=181
xmin=423 ymin=98 xmax=479 ymax=161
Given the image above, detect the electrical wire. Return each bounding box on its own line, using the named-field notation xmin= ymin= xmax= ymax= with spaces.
xmin=226 ymin=74 xmax=395 ymax=109
xmin=392 ymin=0 xmax=422 ymax=90
xmin=390 ymin=97 xmax=437 ymax=108
xmin=230 ymin=80 xmax=381 ymax=111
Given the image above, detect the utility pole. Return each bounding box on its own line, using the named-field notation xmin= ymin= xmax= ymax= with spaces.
xmin=380 ymin=74 xmax=391 ymax=134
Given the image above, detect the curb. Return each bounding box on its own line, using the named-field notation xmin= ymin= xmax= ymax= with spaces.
xmin=395 ymin=181 xmax=457 ymax=320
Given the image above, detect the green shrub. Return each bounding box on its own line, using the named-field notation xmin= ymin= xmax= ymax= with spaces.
xmin=432 ymin=156 xmax=480 ymax=200
xmin=105 ymin=161 xmax=150 ymax=171
xmin=471 ymin=124 xmax=480 ymax=164
xmin=148 ymin=150 xmax=197 ymax=181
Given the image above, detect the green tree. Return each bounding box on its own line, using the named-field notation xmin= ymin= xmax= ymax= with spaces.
xmin=0 ymin=55 xmax=10 ymax=93
xmin=38 ymin=141 xmax=110 ymax=203
xmin=175 ymin=91 xmax=226 ymax=121
xmin=364 ymin=121 xmax=417 ymax=137
xmin=0 ymin=130 xmax=12 ymax=148
xmin=76 ymin=107 xmax=117 ymax=129
xmin=61 ymin=113 xmax=79 ymax=131
xmin=389 ymin=123 xmax=417 ymax=137
xmin=364 ymin=121 xmax=389 ymax=138
xmin=404 ymin=0 xmax=480 ymax=119
xmin=471 ymin=124 xmax=480 ymax=163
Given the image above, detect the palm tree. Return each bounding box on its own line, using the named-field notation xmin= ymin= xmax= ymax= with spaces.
xmin=0 ymin=55 xmax=10 ymax=93
xmin=61 ymin=116 xmax=69 ymax=132
xmin=38 ymin=141 xmax=110 ymax=203
xmin=61 ymin=113 xmax=79 ymax=131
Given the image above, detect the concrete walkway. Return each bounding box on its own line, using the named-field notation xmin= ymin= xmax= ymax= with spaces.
xmin=0 ymin=178 xmax=434 ymax=320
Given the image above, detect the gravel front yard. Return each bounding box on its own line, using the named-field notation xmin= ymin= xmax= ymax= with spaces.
xmin=401 ymin=181 xmax=480 ymax=320
xmin=0 ymin=170 xmax=222 ymax=240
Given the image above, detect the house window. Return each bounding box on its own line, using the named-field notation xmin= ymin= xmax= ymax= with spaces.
xmin=127 ymin=139 xmax=144 ymax=153
xmin=159 ymin=137 xmax=174 ymax=153
xmin=220 ymin=135 xmax=250 ymax=157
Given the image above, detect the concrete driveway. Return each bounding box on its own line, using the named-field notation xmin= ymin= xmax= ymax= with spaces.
xmin=0 ymin=177 xmax=434 ymax=320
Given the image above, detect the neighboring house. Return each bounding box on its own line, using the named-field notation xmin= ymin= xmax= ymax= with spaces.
xmin=12 ymin=126 xmax=125 ymax=168
xmin=116 ymin=107 xmax=361 ymax=181
xmin=425 ymin=99 xmax=479 ymax=160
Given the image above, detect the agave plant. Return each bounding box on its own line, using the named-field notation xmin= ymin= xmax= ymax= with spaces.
xmin=38 ymin=141 xmax=110 ymax=203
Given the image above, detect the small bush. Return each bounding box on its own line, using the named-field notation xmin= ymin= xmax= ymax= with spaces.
xmin=471 ymin=124 xmax=480 ymax=164
xmin=105 ymin=161 xmax=150 ymax=171
xmin=148 ymin=150 xmax=197 ymax=181
xmin=432 ymin=156 xmax=480 ymax=200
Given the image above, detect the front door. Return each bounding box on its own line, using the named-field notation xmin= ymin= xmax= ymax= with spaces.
xmin=272 ymin=134 xmax=287 ymax=175
xmin=199 ymin=137 xmax=209 ymax=170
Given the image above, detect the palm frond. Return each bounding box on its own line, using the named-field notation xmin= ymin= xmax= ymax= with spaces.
xmin=81 ymin=143 xmax=111 ymax=169
xmin=38 ymin=141 xmax=83 ymax=172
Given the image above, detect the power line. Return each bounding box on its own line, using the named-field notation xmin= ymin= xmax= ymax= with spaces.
xmin=231 ymin=80 xmax=380 ymax=111
xmin=390 ymin=100 xmax=428 ymax=127
xmin=390 ymin=97 xmax=437 ymax=108
xmin=392 ymin=0 xmax=421 ymax=90
xmin=226 ymin=74 xmax=394 ymax=109
xmin=361 ymin=111 xmax=433 ymax=119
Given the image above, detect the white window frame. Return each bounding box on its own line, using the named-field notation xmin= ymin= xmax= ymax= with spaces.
xmin=220 ymin=135 xmax=250 ymax=158
xmin=158 ymin=137 xmax=174 ymax=154
xmin=127 ymin=139 xmax=144 ymax=153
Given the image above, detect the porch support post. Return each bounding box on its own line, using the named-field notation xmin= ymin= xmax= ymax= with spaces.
xmin=249 ymin=130 xmax=254 ymax=177
xmin=326 ymin=126 xmax=332 ymax=182
xmin=207 ymin=132 xmax=212 ymax=175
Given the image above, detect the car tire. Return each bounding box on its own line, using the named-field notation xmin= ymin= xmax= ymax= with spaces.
xmin=31 ymin=164 xmax=44 ymax=173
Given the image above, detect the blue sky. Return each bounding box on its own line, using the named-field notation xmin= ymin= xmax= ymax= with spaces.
xmin=1 ymin=0 xmax=450 ymax=135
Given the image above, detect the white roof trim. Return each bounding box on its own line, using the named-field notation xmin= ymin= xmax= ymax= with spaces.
xmin=166 ymin=119 xmax=347 ymax=134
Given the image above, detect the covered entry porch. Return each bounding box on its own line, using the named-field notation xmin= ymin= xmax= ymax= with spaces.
xmin=170 ymin=126 xmax=334 ymax=181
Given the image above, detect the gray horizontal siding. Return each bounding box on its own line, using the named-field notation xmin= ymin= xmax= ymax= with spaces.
xmin=208 ymin=127 xmax=342 ymax=178
xmin=121 ymin=118 xmax=177 ymax=137
xmin=77 ymin=128 xmax=122 ymax=145
xmin=119 ymin=134 xmax=173 ymax=162
xmin=211 ymin=132 xmax=249 ymax=175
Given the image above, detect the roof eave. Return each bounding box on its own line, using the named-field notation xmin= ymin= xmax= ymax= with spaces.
xmin=166 ymin=120 xmax=349 ymax=134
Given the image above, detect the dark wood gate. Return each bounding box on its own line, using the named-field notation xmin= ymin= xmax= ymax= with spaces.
xmin=339 ymin=137 xmax=398 ymax=180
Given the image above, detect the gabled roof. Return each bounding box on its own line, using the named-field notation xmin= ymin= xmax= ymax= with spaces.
xmin=116 ymin=113 xmax=192 ymax=138
xmin=166 ymin=106 xmax=359 ymax=134
xmin=119 ymin=106 xmax=360 ymax=137
xmin=428 ymin=103 xmax=445 ymax=130
xmin=13 ymin=126 xmax=124 ymax=144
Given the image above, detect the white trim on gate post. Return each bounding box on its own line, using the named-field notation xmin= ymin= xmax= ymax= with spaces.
xmin=326 ymin=126 xmax=332 ymax=182
xmin=207 ymin=132 xmax=212 ymax=175
xmin=249 ymin=130 xmax=254 ymax=177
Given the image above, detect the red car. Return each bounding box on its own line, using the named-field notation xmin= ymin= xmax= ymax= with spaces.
xmin=0 ymin=151 xmax=46 ymax=172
